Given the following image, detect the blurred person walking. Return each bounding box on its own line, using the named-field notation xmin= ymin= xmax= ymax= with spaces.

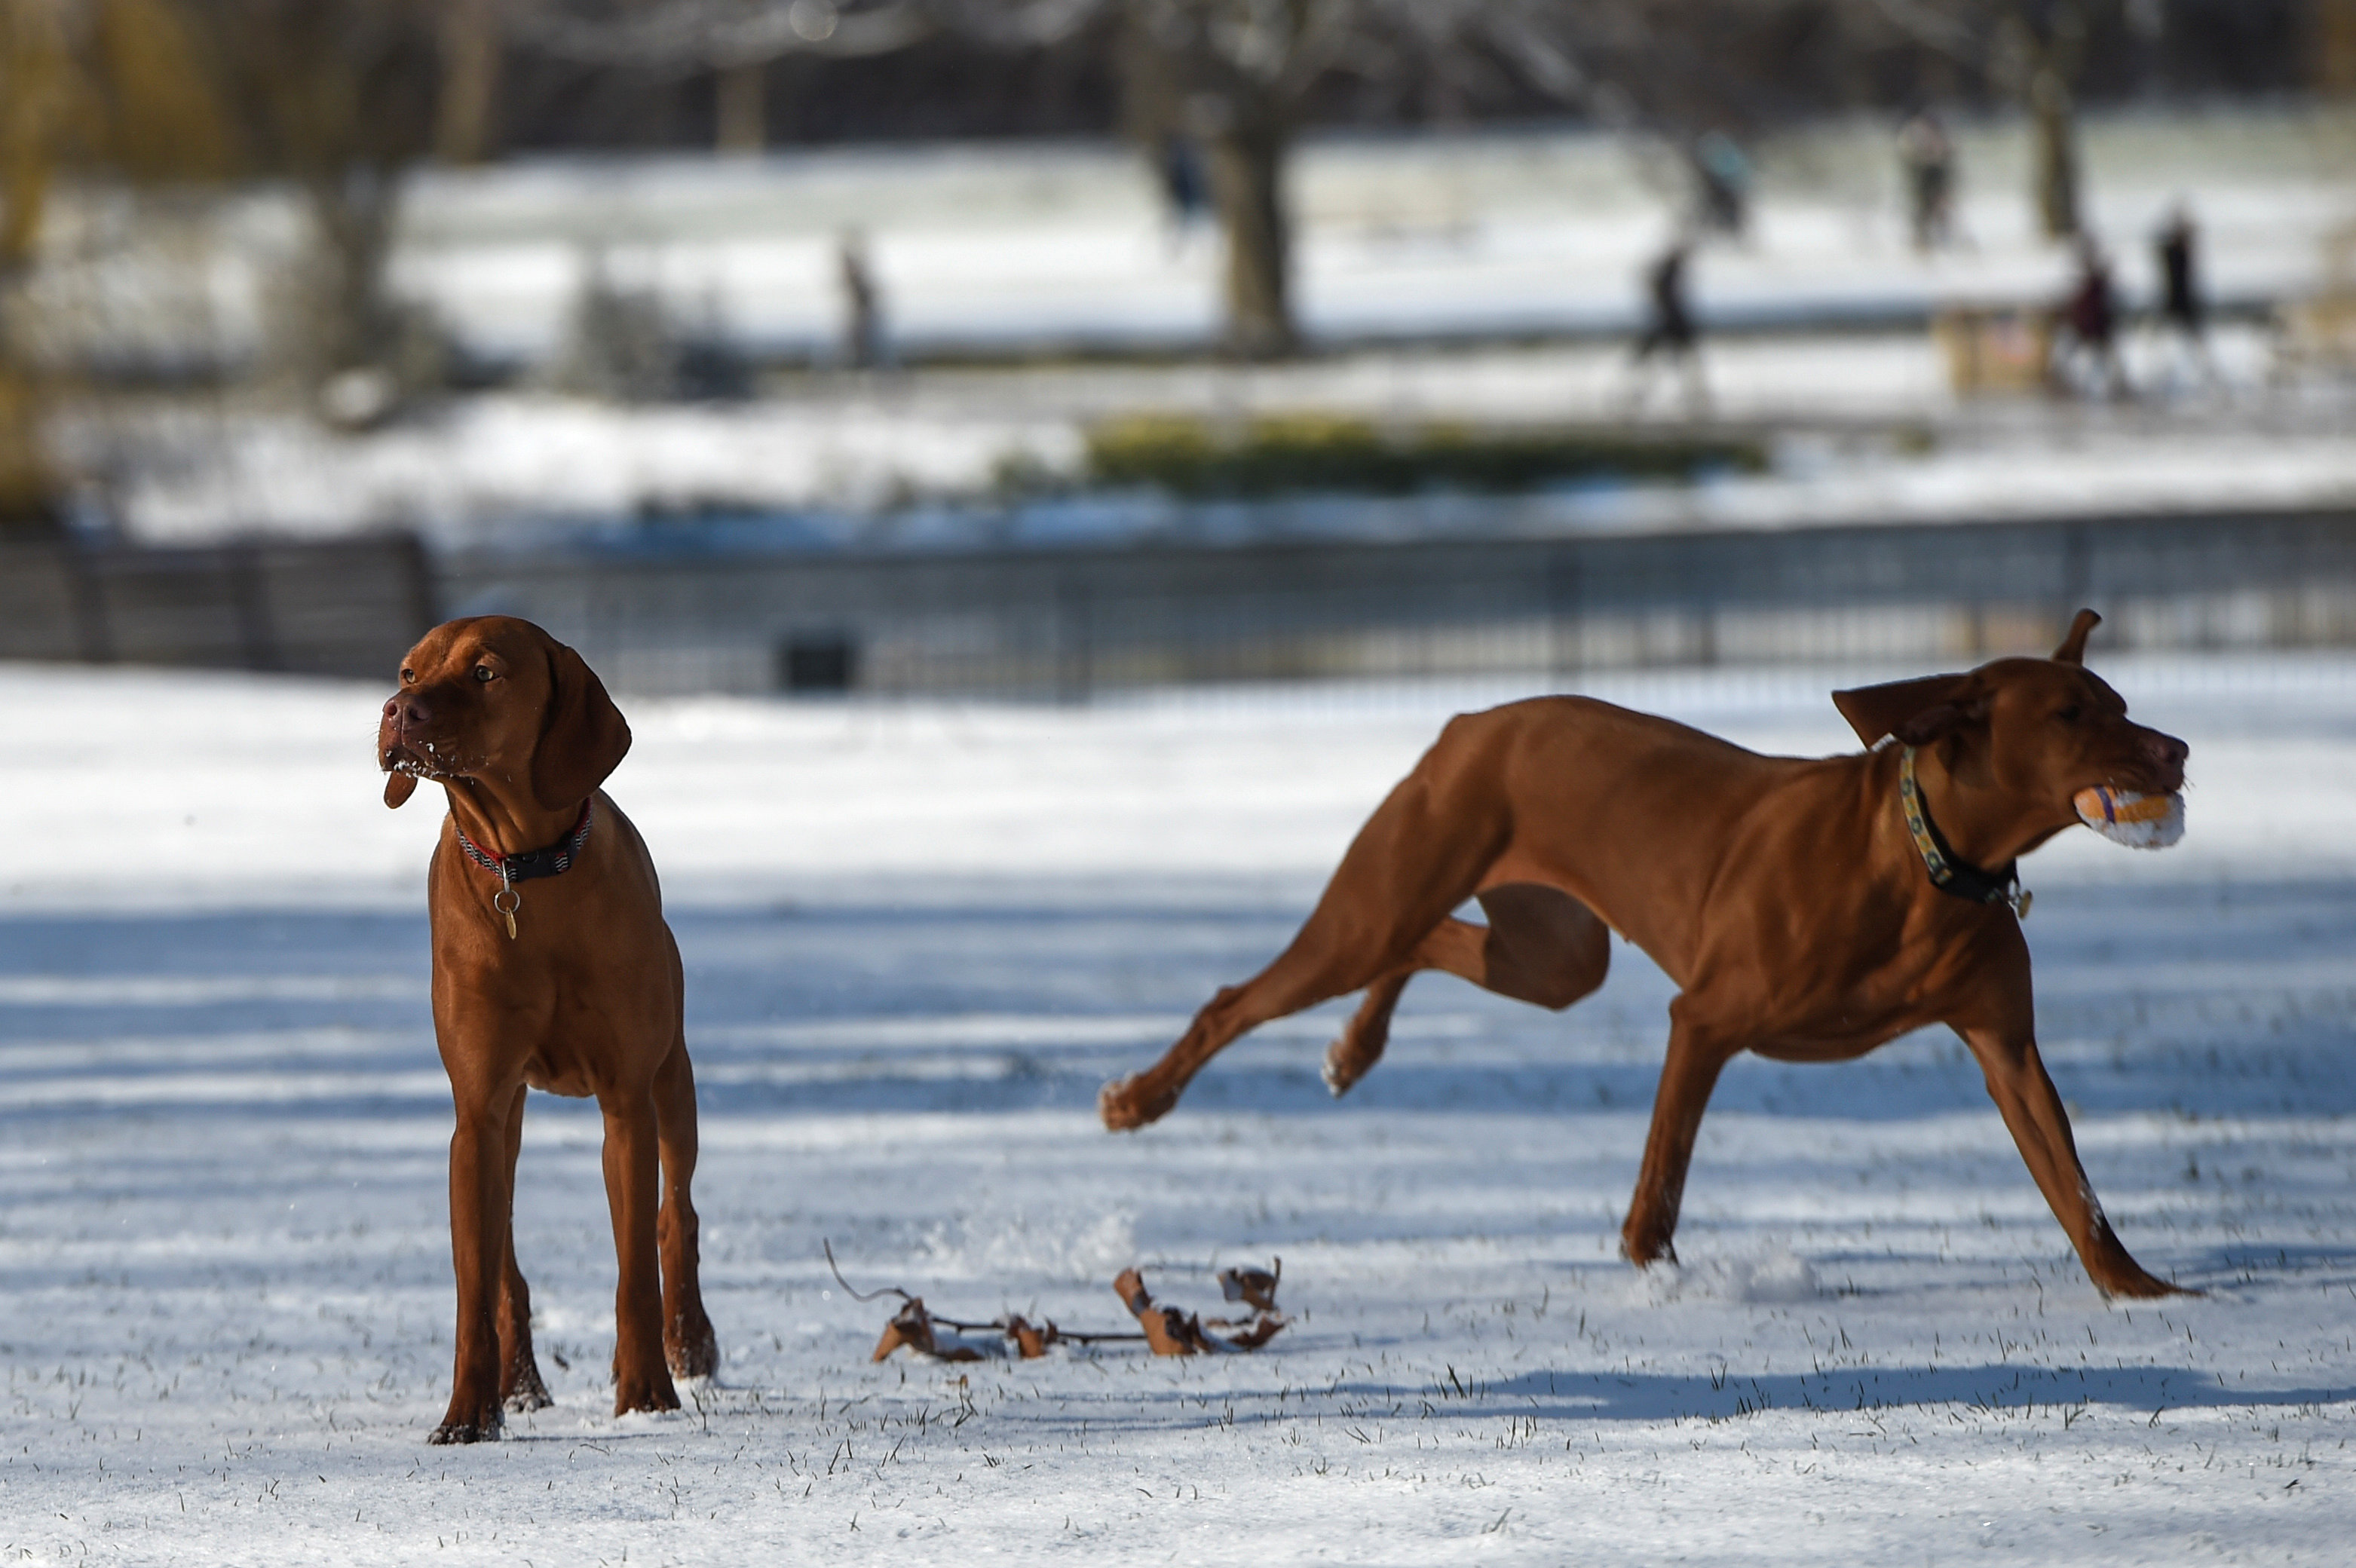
xmin=838 ymin=231 xmax=890 ymax=371
xmin=1897 ymin=109 xmax=1957 ymax=253
xmin=2152 ymin=204 xmax=2220 ymax=390
xmin=1157 ymin=132 xmax=1209 ymax=254
xmin=1690 ymin=132 xmax=1750 ymax=239
xmin=1625 ymin=240 xmax=1708 ymax=418
xmin=2051 ymin=237 xmax=2129 ymax=401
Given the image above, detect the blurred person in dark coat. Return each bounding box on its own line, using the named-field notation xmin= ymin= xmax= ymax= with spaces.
xmin=2053 ymin=237 xmax=2129 ymax=400
xmin=1897 ymin=109 xmax=1957 ymax=253
xmin=2152 ymin=204 xmax=2220 ymax=390
xmin=1625 ymin=239 xmax=1708 ymax=417
xmin=1157 ymin=133 xmax=1209 ymax=253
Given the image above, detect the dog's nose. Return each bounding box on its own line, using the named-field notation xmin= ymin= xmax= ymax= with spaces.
xmin=385 ymin=695 xmax=432 ymax=727
xmin=2143 ymin=731 xmax=2189 ymax=784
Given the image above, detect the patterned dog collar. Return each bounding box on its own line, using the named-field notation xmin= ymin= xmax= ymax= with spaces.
xmin=452 ymin=801 xmax=594 ymax=940
xmin=1898 ymin=748 xmax=2030 ymax=918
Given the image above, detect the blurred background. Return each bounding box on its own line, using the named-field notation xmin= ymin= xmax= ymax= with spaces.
xmin=2 ymin=0 xmax=2352 ymax=699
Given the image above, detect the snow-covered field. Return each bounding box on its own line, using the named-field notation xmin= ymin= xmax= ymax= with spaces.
xmin=5 ymin=654 xmax=2354 ymax=1563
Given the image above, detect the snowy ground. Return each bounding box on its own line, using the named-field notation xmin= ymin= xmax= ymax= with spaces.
xmin=4 ymin=653 xmax=2354 ymax=1563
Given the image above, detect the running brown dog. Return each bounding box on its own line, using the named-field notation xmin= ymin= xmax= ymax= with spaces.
xmin=1100 ymin=611 xmax=2190 ymax=1297
xmin=379 ymin=616 xmax=717 ymax=1444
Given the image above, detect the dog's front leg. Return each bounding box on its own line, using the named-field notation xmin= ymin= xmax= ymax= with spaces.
xmin=495 ymin=1085 xmax=554 ymax=1413
xmin=1621 ymin=1005 xmax=1736 ymax=1269
xmin=600 ymin=1091 xmax=682 ymax=1416
xmin=434 ymin=1090 xmax=516 ymax=1444
xmin=1958 ymin=1025 xmax=2183 ymax=1298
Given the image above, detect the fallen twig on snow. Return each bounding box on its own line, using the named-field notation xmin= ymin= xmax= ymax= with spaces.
xmin=826 ymin=1241 xmax=1286 ymax=1361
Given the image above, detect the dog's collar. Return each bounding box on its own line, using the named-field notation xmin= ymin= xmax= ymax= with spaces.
xmin=452 ymin=801 xmax=593 ymax=939
xmin=453 ymin=800 xmax=593 ymax=884
xmin=1898 ymin=747 xmax=2030 ymax=918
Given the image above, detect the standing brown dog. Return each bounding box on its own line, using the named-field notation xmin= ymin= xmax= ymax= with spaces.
xmin=379 ymin=615 xmax=717 ymax=1444
xmin=1101 ymin=611 xmax=2190 ymax=1298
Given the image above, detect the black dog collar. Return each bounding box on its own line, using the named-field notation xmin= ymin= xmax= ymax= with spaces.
xmin=452 ymin=801 xmax=593 ymax=939
xmin=1898 ymin=748 xmax=2030 ymax=918
xmin=454 ymin=800 xmax=593 ymax=884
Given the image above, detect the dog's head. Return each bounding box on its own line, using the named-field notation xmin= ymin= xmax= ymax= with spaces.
xmin=378 ymin=616 xmax=630 ymax=811
xmin=1831 ymin=610 xmax=2188 ymax=831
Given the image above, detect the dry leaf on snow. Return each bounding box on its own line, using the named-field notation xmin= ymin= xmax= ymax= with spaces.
xmin=1219 ymin=1258 xmax=1282 ymax=1312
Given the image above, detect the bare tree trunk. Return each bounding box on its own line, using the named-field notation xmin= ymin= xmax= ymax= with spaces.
xmin=1120 ymin=2 xmax=1300 ymax=358
xmin=1 ymin=13 xmax=60 ymax=268
xmin=305 ymin=167 xmax=403 ymax=378
xmin=1207 ymin=111 xmax=1294 ymax=358
xmin=0 ymin=360 xmax=54 ymax=532
xmin=2319 ymin=0 xmax=2356 ymax=95
xmin=0 ymin=0 xmax=66 ymax=531
xmin=434 ymin=0 xmax=504 ymax=165
xmin=2028 ymin=63 xmax=2078 ymax=240
xmin=716 ymin=61 xmax=767 ymax=155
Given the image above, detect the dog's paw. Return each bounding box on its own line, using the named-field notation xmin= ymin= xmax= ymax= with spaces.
xmin=428 ymin=1418 xmax=500 ymax=1445
xmin=430 ymin=1391 xmax=505 ymax=1444
xmin=1098 ymin=1076 xmax=1173 ymax=1132
xmin=501 ymin=1357 xmax=555 ymax=1413
xmin=1321 ymin=1039 xmax=1374 ymax=1098
xmin=1618 ymin=1233 xmax=1678 ymax=1270
xmin=2093 ymin=1265 xmax=2192 ymax=1300
xmin=666 ymin=1322 xmax=720 ymax=1381
xmin=611 ymin=1373 xmax=682 ymax=1418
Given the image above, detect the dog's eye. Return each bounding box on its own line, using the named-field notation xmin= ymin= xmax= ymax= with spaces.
xmin=2056 ymin=704 xmax=2082 ymax=723
xmin=473 ymin=666 xmax=496 ymax=683
xmin=400 ymin=668 xmax=414 ymax=682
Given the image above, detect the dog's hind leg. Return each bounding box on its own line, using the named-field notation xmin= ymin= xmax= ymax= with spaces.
xmin=1101 ymin=743 xmax=1509 ymax=1129
xmin=653 ymin=1038 xmax=720 ymax=1379
xmin=599 ymin=1089 xmax=682 ymax=1416
xmin=495 ymin=1084 xmax=555 ymax=1413
xmin=1323 ymin=884 xmax=1613 ymax=1098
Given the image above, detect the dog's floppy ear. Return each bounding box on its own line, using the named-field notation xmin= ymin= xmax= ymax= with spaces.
xmin=1831 ymin=673 xmax=1980 ymax=747
xmin=384 ymin=772 xmax=418 ymax=808
xmin=532 ymin=639 xmax=632 ymax=810
xmin=2052 ymin=608 xmax=2100 ymax=665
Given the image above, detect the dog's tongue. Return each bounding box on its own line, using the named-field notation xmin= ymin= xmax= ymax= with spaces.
xmin=384 ymin=772 xmax=418 ymax=809
xmin=2074 ymin=786 xmax=2184 ymax=850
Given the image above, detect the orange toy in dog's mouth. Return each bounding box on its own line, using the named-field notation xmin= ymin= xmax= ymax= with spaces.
xmin=2074 ymin=786 xmax=2185 ymax=849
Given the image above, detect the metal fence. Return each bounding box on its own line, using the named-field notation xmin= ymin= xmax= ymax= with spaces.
xmin=0 ymin=535 xmax=437 ymax=679
xmin=11 ymin=510 xmax=2356 ymax=697
xmin=444 ymin=508 xmax=2356 ymax=699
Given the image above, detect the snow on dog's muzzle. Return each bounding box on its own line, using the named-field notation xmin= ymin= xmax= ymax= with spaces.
xmin=2074 ymin=786 xmax=2185 ymax=849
